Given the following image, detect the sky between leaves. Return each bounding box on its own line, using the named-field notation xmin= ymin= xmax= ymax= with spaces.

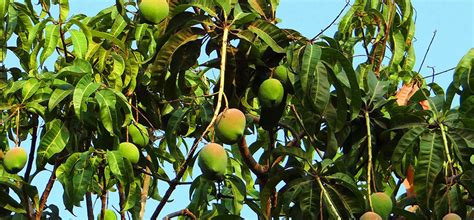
xmin=3 ymin=0 xmax=473 ymax=219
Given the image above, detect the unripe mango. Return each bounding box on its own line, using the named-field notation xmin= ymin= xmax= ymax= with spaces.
xmin=139 ymin=0 xmax=169 ymax=24
xmin=97 ymin=209 xmax=117 ymax=220
xmin=258 ymin=78 xmax=284 ymax=108
xmin=198 ymin=143 xmax=227 ymax=180
xmin=360 ymin=211 xmax=382 ymax=220
xmin=215 ymin=108 xmax=246 ymax=144
xmin=442 ymin=213 xmax=462 ymax=220
xmin=3 ymin=147 xmax=27 ymax=174
xmin=128 ymin=123 xmax=149 ymax=147
xmin=274 ymin=65 xmax=289 ymax=85
xmin=118 ymin=142 xmax=140 ymax=164
xmin=370 ymin=192 xmax=392 ymax=219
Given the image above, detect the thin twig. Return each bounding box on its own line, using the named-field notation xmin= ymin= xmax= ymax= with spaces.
xmin=117 ymin=183 xmax=126 ymax=220
xmin=163 ymin=208 xmax=197 ymax=220
xmin=417 ymin=30 xmax=437 ymax=73
xmin=311 ymin=0 xmax=350 ymax=42
xmin=422 ymin=67 xmax=455 ymax=79
xmin=151 ymin=26 xmax=231 ymax=219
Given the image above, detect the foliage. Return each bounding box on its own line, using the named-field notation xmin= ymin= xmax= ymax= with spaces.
xmin=0 ymin=0 xmax=473 ymax=219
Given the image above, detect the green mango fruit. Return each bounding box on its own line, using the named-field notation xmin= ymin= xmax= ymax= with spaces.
xmin=3 ymin=147 xmax=27 ymax=174
xmin=215 ymin=108 xmax=246 ymax=144
xmin=274 ymin=65 xmax=289 ymax=85
xmin=258 ymin=78 xmax=284 ymax=108
xmin=198 ymin=143 xmax=228 ymax=180
xmin=97 ymin=209 xmax=117 ymax=220
xmin=128 ymin=123 xmax=149 ymax=147
xmin=360 ymin=211 xmax=382 ymax=220
xmin=370 ymin=192 xmax=393 ymax=219
xmin=442 ymin=213 xmax=462 ymax=220
xmin=139 ymin=0 xmax=169 ymax=24
xmin=118 ymin=142 xmax=140 ymax=164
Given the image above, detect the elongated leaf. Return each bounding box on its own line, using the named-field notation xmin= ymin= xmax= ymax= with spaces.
xmin=21 ymin=78 xmax=40 ymax=103
xmin=90 ymin=30 xmax=126 ymax=51
xmin=321 ymin=48 xmax=362 ymax=120
xmin=58 ymin=0 xmax=69 ymax=22
xmin=150 ymin=28 xmax=201 ymax=85
xmin=414 ymin=132 xmax=444 ymax=206
xmin=69 ymin=29 xmax=87 ymax=59
xmin=73 ymin=74 xmax=100 ymax=118
xmin=124 ymin=179 xmax=141 ymax=211
xmin=225 ymin=175 xmax=246 ymax=214
xmin=392 ymin=126 xmax=427 ymax=165
xmin=48 ymin=87 xmax=73 ymax=110
xmin=37 ymin=119 xmax=70 ymax=169
xmin=248 ymin=20 xmax=288 ymax=53
xmin=389 ymin=30 xmax=405 ymax=69
xmin=307 ymin=62 xmax=330 ymax=114
xmin=295 ymin=44 xmax=321 ymax=103
xmin=95 ymin=89 xmax=117 ymax=136
xmin=40 ymin=24 xmax=60 ymax=65
xmin=273 ymin=146 xmax=310 ymax=162
xmin=69 ymin=152 xmax=94 ymax=204
xmin=107 ymin=151 xmax=134 ymax=184
xmin=110 ymin=14 xmax=126 ymax=37
xmin=24 ymin=18 xmax=53 ymax=52
xmin=0 ymin=0 xmax=8 ymax=20
xmin=453 ymin=48 xmax=474 ymax=89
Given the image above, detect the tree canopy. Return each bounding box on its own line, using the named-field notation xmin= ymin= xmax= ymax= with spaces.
xmin=0 ymin=0 xmax=473 ymax=219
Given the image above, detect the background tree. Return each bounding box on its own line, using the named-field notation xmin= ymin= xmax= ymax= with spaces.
xmin=0 ymin=0 xmax=473 ymax=219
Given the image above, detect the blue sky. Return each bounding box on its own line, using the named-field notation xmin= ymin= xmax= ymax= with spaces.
xmin=4 ymin=0 xmax=473 ymax=219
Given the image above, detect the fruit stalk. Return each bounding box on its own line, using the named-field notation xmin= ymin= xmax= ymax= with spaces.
xmin=365 ymin=110 xmax=374 ymax=211
xmin=151 ymin=26 xmax=230 ymax=219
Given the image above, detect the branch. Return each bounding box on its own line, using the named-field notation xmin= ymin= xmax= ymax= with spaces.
xmin=86 ymin=192 xmax=94 ymax=220
xmin=310 ymin=0 xmax=350 ymax=42
xmin=117 ymin=183 xmax=126 ymax=220
xmin=24 ymin=115 xmax=38 ymax=182
xmin=35 ymin=162 xmax=59 ymax=220
xmin=163 ymin=208 xmax=196 ymax=220
xmin=151 ymin=25 xmax=230 ymax=220
xmin=139 ymin=156 xmax=152 ymax=220
xmin=237 ymin=137 xmax=268 ymax=177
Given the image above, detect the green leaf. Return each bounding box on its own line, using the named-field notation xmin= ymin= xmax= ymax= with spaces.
xmin=48 ymin=87 xmax=73 ymax=111
xmin=110 ymin=13 xmax=126 ymax=37
xmin=37 ymin=119 xmax=70 ymax=170
xmin=73 ymin=74 xmax=100 ymax=118
xmin=273 ymin=146 xmax=311 ymax=162
xmin=90 ymin=30 xmax=126 ymax=51
xmin=21 ymin=78 xmax=40 ymax=103
xmin=124 ymin=179 xmax=141 ymax=211
xmin=389 ymin=30 xmax=405 ymax=69
xmin=109 ymin=53 xmax=125 ymax=91
xmin=107 ymin=151 xmax=134 ymax=184
xmin=150 ymin=28 xmax=201 ymax=85
xmin=225 ymin=175 xmax=246 ymax=215
xmin=414 ymin=132 xmax=444 ymax=207
xmin=58 ymin=0 xmax=69 ymax=22
xmin=71 ymin=152 xmax=94 ymax=205
xmin=57 ymin=58 xmax=93 ymax=78
xmin=248 ymin=20 xmax=288 ymax=53
xmin=248 ymin=0 xmax=269 ymax=18
xmin=95 ymin=89 xmax=117 ymax=136
xmin=40 ymin=24 xmax=60 ymax=65
xmin=391 ymin=126 xmax=427 ymax=165
xmin=0 ymin=0 xmax=8 ymax=20
xmin=321 ymin=48 xmax=362 ymax=120
xmin=295 ymin=44 xmax=322 ymax=103
xmin=453 ymin=48 xmax=474 ymax=90
xmin=69 ymin=29 xmax=87 ymax=59
xmin=0 ymin=186 xmax=26 ymax=214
